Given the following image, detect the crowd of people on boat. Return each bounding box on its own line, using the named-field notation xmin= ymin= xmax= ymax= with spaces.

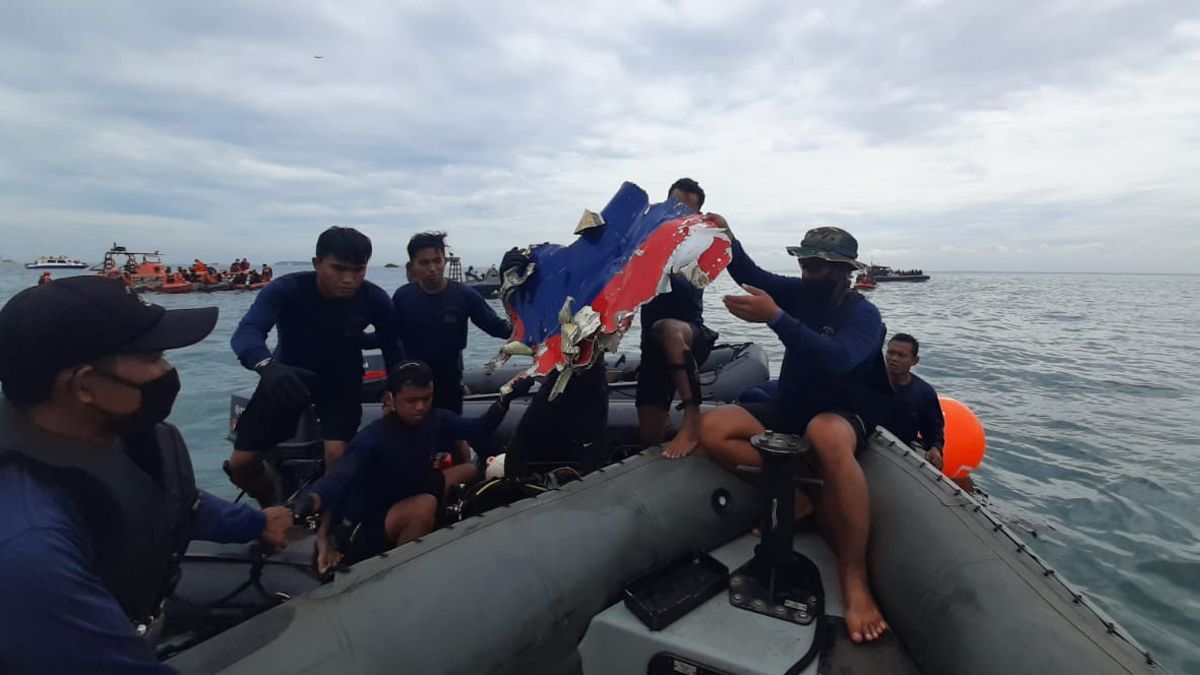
xmin=175 ymin=259 xmax=273 ymax=287
xmin=0 ymin=177 xmax=948 ymax=671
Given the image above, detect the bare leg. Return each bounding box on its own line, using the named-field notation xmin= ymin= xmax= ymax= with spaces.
xmin=806 ymin=413 xmax=887 ymax=643
xmin=637 ymin=406 xmax=669 ymax=449
xmin=654 ymin=320 xmax=702 ymax=459
xmin=225 ymin=450 xmax=278 ymax=507
xmin=698 ymin=404 xmax=765 ymax=471
xmin=384 ymin=494 xmax=438 ymax=547
xmin=442 ymin=463 xmax=479 ymax=494
xmin=324 ymin=439 xmax=347 ymax=473
xmin=698 ymin=406 xmax=813 ymax=522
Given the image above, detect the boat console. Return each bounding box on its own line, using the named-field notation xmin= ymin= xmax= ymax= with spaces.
xmin=579 ymin=432 xmax=836 ymax=675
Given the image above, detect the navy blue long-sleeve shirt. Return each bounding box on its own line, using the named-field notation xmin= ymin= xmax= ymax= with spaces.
xmin=726 ymin=240 xmax=883 ymax=403
xmin=392 ymin=281 xmax=511 ymax=373
xmin=231 ymin=272 xmax=402 ymax=386
xmin=0 ymin=464 xmax=265 ymax=674
xmin=310 ymin=403 xmax=507 ymax=525
xmin=891 ymin=374 xmax=945 ymax=450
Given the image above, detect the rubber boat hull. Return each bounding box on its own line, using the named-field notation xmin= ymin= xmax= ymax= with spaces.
xmin=168 ymin=419 xmax=1154 ymax=674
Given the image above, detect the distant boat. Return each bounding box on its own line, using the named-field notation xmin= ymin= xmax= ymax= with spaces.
xmin=25 ymin=255 xmax=88 ymax=269
xmin=854 ymin=274 xmax=878 ymax=290
xmin=384 ymin=263 xmax=400 ymax=268
xmin=447 ymin=254 xmax=501 ymax=297
xmin=865 ymin=264 xmax=930 ymax=282
xmin=95 ymin=245 xmax=167 ymax=286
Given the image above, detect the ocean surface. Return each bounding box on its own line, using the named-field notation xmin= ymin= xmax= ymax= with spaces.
xmin=2 ymin=263 xmax=1197 ymax=672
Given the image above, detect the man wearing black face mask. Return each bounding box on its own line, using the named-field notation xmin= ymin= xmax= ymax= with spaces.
xmin=699 ymin=224 xmax=894 ymax=647
xmin=0 ymin=276 xmax=292 ymax=674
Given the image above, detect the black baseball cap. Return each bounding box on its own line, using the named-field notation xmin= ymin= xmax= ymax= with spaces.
xmin=0 ymin=276 xmax=218 ymax=389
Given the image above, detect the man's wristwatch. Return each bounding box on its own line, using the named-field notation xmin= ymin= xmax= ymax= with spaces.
xmin=253 ymin=357 xmax=273 ymax=371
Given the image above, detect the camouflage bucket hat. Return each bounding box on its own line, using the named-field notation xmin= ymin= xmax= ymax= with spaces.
xmin=786 ymin=227 xmax=867 ymax=270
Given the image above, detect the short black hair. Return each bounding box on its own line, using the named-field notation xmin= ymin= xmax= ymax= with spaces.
xmin=889 ymin=333 xmax=919 ymax=356
xmin=387 ymin=360 xmax=433 ymax=391
xmin=407 ymin=231 xmax=447 ymax=261
xmin=668 ymin=177 xmax=705 ymax=209
xmin=315 ymin=226 xmax=372 ymax=265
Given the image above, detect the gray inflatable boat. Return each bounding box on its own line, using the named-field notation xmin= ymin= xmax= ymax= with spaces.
xmin=165 ymin=419 xmax=1158 ymax=674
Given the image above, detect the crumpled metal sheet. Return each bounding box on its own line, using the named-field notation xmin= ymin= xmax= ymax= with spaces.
xmin=495 ymin=181 xmax=731 ymax=389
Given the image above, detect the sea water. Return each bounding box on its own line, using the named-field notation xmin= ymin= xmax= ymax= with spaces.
xmin=1 ymin=264 xmax=1197 ymax=671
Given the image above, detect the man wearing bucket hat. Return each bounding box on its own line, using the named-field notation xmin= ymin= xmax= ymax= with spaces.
xmin=698 ymin=223 xmax=894 ymax=645
xmin=0 ymin=276 xmax=292 ymax=673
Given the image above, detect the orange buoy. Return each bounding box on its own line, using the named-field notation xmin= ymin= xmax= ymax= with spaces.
xmin=938 ymin=396 xmax=986 ymax=479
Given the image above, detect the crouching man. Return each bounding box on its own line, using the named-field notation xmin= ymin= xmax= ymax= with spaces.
xmin=295 ymin=361 xmax=531 ymax=572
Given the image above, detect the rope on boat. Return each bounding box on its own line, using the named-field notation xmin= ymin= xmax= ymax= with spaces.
xmin=878 ymin=432 xmax=1158 ymax=667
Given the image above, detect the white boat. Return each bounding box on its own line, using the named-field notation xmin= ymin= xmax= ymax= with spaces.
xmin=25 ymin=255 xmax=88 ymax=269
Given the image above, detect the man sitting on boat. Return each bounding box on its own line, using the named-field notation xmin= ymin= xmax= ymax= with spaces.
xmin=883 ymin=333 xmax=945 ymax=469
xmin=0 ymin=277 xmax=292 ymax=673
xmin=227 ymin=227 xmax=403 ymax=506
xmin=637 ymin=178 xmax=719 ymax=459
xmin=294 ymin=361 xmax=531 ymax=572
xmin=699 ymin=225 xmax=894 ymax=644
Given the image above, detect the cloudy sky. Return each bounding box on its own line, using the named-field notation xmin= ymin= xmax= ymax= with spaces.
xmin=2 ymin=1 xmax=1198 ymax=273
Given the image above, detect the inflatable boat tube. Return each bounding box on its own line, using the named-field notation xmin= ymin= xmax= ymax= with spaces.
xmin=167 ymin=452 xmax=762 ymax=674
xmin=229 ymin=343 xmax=769 ymax=451
xmin=168 ymin=428 xmax=1155 ymax=673
xmin=354 ymin=342 xmax=768 ymax=403
xmin=862 ymin=429 xmax=1155 ymax=674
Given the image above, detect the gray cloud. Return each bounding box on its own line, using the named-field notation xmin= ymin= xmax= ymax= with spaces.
xmin=1 ymin=1 xmax=1197 ymax=272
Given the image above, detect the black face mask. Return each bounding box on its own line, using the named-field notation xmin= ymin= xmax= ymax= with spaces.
xmin=799 ymin=278 xmax=844 ymax=305
xmin=94 ymin=367 xmax=182 ymax=434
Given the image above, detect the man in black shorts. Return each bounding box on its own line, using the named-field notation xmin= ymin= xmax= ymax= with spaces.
xmin=638 ymin=178 xmax=719 ymax=459
xmin=294 ymin=361 xmax=527 ymax=572
xmin=227 ymin=227 xmax=402 ymax=505
xmin=698 ymin=224 xmax=893 ymax=645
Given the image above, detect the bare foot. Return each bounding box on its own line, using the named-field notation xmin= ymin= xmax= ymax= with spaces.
xmin=844 ymin=578 xmax=888 ymax=643
xmin=314 ymin=535 xmax=342 ymax=575
xmin=662 ymin=428 xmax=700 ymax=459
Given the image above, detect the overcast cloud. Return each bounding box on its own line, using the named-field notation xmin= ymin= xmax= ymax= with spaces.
xmin=1 ymin=0 xmax=1198 ymax=272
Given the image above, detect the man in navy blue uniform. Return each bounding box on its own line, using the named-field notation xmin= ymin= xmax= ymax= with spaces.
xmin=227 ymin=226 xmax=402 ymax=506
xmin=393 ymin=231 xmax=511 ymax=414
xmin=699 ymin=225 xmax=893 ymax=645
xmin=884 ymin=333 xmax=945 ymax=468
xmin=294 ymin=361 xmax=528 ymax=572
xmin=638 ymin=178 xmax=720 ymax=458
xmin=0 ymin=276 xmax=291 ymax=674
